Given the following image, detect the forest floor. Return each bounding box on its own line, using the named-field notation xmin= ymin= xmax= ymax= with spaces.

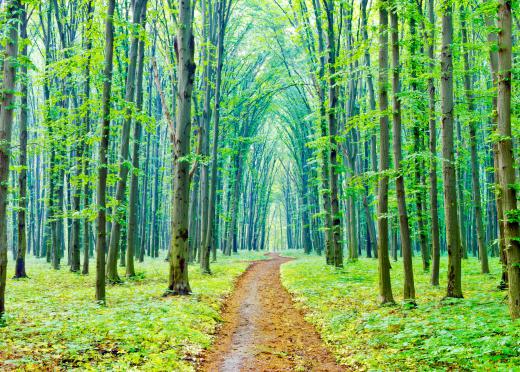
xmin=281 ymin=252 xmax=520 ymax=370
xmin=198 ymin=253 xmax=344 ymax=372
xmin=0 ymin=252 xmax=266 ymax=371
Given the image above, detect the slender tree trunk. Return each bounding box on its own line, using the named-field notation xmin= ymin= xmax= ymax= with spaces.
xmin=460 ymin=5 xmax=489 ymax=274
xmin=377 ymin=0 xmax=394 ymax=305
xmin=126 ymin=8 xmax=147 ymax=277
xmin=390 ymin=8 xmax=415 ymax=302
xmin=487 ymin=17 xmax=508 ymax=289
xmin=96 ymin=0 xmax=116 ymax=304
xmin=0 ymin=0 xmax=20 ymax=317
xmin=441 ymin=1 xmax=463 ymax=299
xmin=81 ymin=0 xmax=95 ymax=276
xmin=497 ymin=0 xmax=520 ymax=319
xmin=323 ymin=0 xmax=343 ymax=267
xmin=167 ymin=0 xmax=196 ymax=295
xmin=360 ymin=0 xmax=378 ymax=259
xmin=106 ymin=0 xmax=147 ymax=283
xmin=15 ymin=4 xmax=28 ymax=279
xmin=426 ymin=0 xmax=440 ymax=286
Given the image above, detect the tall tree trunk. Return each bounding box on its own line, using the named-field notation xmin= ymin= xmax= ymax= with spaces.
xmin=497 ymin=0 xmax=520 ymax=319
xmin=361 ymin=0 xmax=378 ymax=259
xmin=167 ymin=0 xmax=196 ymax=295
xmin=202 ymin=0 xmax=228 ymax=270
xmin=126 ymin=8 xmax=148 ymax=277
xmin=441 ymin=1 xmax=463 ymax=299
xmin=377 ymin=0 xmax=394 ymax=305
xmin=82 ymin=0 xmax=94 ymax=276
xmin=0 ymin=0 xmax=20 ymax=317
xmin=426 ymin=0 xmax=440 ymax=286
xmin=15 ymin=4 xmax=28 ymax=279
xmin=106 ymin=0 xmax=147 ymax=283
xmin=323 ymin=0 xmax=343 ymax=268
xmin=487 ymin=16 xmax=508 ymax=289
xmin=460 ymin=5 xmax=489 ymax=274
xmin=311 ymin=0 xmax=333 ymax=265
xmin=96 ymin=0 xmax=116 ymax=304
xmin=390 ymin=8 xmax=415 ymax=302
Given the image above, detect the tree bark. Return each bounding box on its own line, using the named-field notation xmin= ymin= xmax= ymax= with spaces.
xmin=377 ymin=0 xmax=394 ymax=305
xmin=96 ymin=0 xmax=117 ymax=304
xmin=497 ymin=0 xmax=520 ymax=319
xmin=323 ymin=0 xmax=343 ymax=268
xmin=0 ymin=0 xmax=21 ymax=317
xmin=441 ymin=0 xmax=463 ymax=299
xmin=106 ymin=0 xmax=147 ymax=283
xmin=14 ymin=4 xmax=28 ymax=279
xmin=426 ymin=0 xmax=440 ymax=286
xmin=126 ymin=7 xmax=147 ymax=277
xmin=460 ymin=5 xmax=489 ymax=274
xmin=390 ymin=8 xmax=415 ymax=302
xmin=167 ymin=0 xmax=196 ymax=295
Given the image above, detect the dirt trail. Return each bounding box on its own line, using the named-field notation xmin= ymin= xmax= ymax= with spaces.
xmin=199 ymin=254 xmax=344 ymax=372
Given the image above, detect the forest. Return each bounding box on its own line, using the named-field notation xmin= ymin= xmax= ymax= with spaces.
xmin=0 ymin=0 xmax=519 ymax=370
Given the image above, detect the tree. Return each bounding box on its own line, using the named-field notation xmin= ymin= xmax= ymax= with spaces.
xmin=460 ymin=4 xmax=489 ymax=274
xmin=496 ymin=0 xmax=520 ymax=320
xmin=440 ymin=0 xmax=462 ymax=299
xmin=96 ymin=0 xmax=117 ymax=304
xmin=14 ymin=3 xmax=29 ymax=279
xmin=126 ymin=7 xmax=148 ymax=277
xmin=390 ymin=3 xmax=415 ymax=302
xmin=322 ymin=0 xmax=343 ymax=268
xmin=426 ymin=0 xmax=440 ymax=286
xmin=0 ymin=0 xmax=21 ymax=318
xmin=166 ymin=0 xmax=196 ymax=295
xmin=377 ymin=0 xmax=394 ymax=305
xmin=106 ymin=0 xmax=148 ymax=283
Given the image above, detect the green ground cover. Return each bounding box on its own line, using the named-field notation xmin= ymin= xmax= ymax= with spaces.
xmin=0 ymin=252 xmax=265 ymax=371
xmin=281 ymin=253 xmax=520 ymax=370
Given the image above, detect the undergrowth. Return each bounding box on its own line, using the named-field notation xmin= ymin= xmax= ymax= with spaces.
xmin=0 ymin=251 xmax=265 ymax=371
xmin=281 ymin=254 xmax=519 ymax=371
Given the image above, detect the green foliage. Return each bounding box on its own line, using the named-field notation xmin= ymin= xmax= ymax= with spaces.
xmin=0 ymin=253 xmax=263 ymax=370
xmin=281 ymin=256 xmax=519 ymax=370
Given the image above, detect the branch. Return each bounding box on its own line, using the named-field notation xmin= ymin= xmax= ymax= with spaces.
xmin=151 ymin=57 xmax=177 ymax=151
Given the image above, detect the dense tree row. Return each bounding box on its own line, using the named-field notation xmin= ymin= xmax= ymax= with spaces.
xmin=0 ymin=0 xmax=518 ymax=321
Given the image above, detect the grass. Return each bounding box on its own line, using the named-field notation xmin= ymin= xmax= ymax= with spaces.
xmin=280 ymin=254 xmax=520 ymax=371
xmin=0 ymin=251 xmax=265 ymax=371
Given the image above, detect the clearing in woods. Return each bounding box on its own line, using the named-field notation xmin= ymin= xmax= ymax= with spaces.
xmin=199 ymin=254 xmax=344 ymax=372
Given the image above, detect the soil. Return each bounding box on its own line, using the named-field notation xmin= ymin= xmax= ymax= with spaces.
xmin=198 ymin=253 xmax=344 ymax=372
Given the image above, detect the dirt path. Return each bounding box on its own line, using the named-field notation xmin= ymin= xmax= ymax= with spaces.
xmin=198 ymin=254 xmax=344 ymax=372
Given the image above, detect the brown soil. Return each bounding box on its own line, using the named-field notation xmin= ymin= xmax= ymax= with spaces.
xmin=198 ymin=253 xmax=344 ymax=372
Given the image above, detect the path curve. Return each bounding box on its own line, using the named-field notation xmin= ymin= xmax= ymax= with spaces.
xmin=198 ymin=253 xmax=344 ymax=372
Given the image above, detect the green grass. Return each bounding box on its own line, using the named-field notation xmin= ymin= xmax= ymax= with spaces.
xmin=1 ymin=251 xmax=265 ymax=371
xmin=281 ymin=254 xmax=520 ymax=371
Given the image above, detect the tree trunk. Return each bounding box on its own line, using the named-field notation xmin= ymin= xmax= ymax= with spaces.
xmin=497 ymin=0 xmax=520 ymax=319
xmin=377 ymin=0 xmax=394 ymax=305
xmin=323 ymin=0 xmax=343 ymax=268
xmin=167 ymin=0 xmax=196 ymax=296
xmin=460 ymin=5 xmax=489 ymax=274
xmin=426 ymin=0 xmax=441 ymax=286
xmin=96 ymin=0 xmax=116 ymax=304
xmin=106 ymin=0 xmax=147 ymax=283
xmin=14 ymin=4 xmax=28 ymax=279
xmin=0 ymin=0 xmax=20 ymax=317
xmin=390 ymin=8 xmax=415 ymax=302
xmin=126 ymin=8 xmax=148 ymax=277
xmin=441 ymin=1 xmax=463 ymax=299
xmin=487 ymin=16 xmax=508 ymax=289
